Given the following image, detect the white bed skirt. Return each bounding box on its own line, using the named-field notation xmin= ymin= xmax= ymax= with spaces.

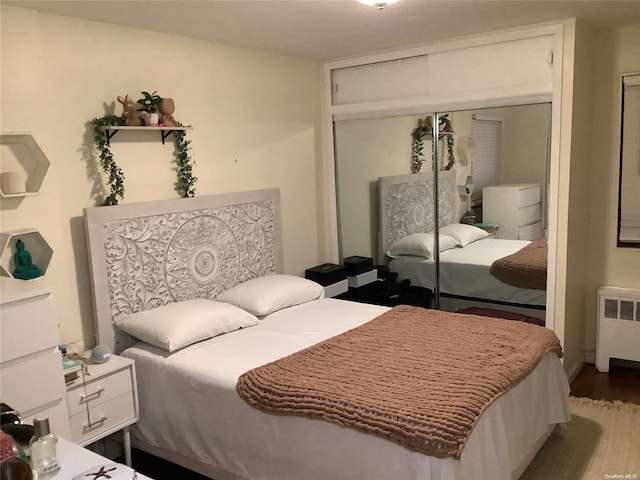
xmin=124 ymin=299 xmax=569 ymax=480
xmin=389 ymin=239 xmax=547 ymax=308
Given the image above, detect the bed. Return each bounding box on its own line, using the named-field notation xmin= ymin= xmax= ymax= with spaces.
xmin=379 ymin=171 xmax=547 ymax=315
xmin=83 ymin=188 xmax=569 ymax=480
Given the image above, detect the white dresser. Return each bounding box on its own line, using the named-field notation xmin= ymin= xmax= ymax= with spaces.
xmin=0 ymin=277 xmax=71 ymax=439
xmin=482 ymin=183 xmax=542 ymax=240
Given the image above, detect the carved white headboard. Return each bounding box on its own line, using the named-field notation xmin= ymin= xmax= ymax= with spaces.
xmin=379 ymin=170 xmax=456 ymax=258
xmin=84 ymin=189 xmax=283 ymax=353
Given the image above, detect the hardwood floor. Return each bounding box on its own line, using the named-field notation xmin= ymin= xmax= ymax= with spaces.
xmin=570 ymin=360 xmax=640 ymax=405
xmin=129 ymin=449 xmax=209 ymax=480
xmin=129 ymin=361 xmax=640 ymax=479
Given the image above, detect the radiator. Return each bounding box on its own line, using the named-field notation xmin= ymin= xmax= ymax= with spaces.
xmin=596 ymin=286 xmax=640 ymax=372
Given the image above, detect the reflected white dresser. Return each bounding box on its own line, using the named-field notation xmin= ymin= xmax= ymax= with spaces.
xmin=483 ymin=183 xmax=542 ymax=240
xmin=0 ymin=277 xmax=71 ymax=438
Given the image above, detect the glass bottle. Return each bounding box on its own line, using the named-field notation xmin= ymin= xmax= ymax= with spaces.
xmin=29 ymin=418 xmax=60 ymax=479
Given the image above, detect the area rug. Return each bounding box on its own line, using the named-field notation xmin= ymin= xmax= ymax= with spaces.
xmin=521 ymin=396 xmax=640 ymax=479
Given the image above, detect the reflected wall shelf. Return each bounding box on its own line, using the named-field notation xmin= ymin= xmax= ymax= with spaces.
xmin=101 ymin=126 xmax=193 ymax=145
xmin=0 ymin=133 xmax=51 ymax=198
xmin=419 ymin=131 xmax=455 ymax=140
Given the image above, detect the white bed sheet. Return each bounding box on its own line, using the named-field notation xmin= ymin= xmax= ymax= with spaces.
xmin=390 ymin=238 xmax=547 ymax=307
xmin=122 ymin=298 xmax=569 ymax=480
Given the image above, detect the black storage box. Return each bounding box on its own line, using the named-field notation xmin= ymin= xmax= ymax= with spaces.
xmin=343 ymin=256 xmax=374 ymax=276
xmin=338 ymin=281 xmax=433 ymax=309
xmin=305 ymin=263 xmax=347 ymax=286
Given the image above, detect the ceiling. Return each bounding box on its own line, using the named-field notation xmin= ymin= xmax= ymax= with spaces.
xmin=5 ymin=0 xmax=640 ymax=61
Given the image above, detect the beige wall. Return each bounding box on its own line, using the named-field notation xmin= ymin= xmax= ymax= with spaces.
xmin=562 ymin=19 xmax=596 ymax=376
xmin=584 ymin=23 xmax=640 ymax=355
xmin=0 ymin=6 xmax=323 ymax=347
xmin=500 ymin=104 xmax=549 ymax=186
xmin=334 ymin=115 xmax=416 ymax=262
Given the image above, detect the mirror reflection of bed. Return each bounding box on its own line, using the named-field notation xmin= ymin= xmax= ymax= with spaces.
xmin=334 ymin=103 xmax=551 ymax=324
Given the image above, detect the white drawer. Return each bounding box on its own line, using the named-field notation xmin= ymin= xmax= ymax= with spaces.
xmin=518 ymin=222 xmax=543 ymax=240
xmin=1 ymin=349 xmax=65 ymax=414
xmin=519 ymin=184 xmax=541 ymax=207
xmin=66 ymin=367 xmax=133 ymax=417
xmin=0 ymin=294 xmax=59 ymax=363
xmin=22 ymin=400 xmax=72 ymax=441
xmin=69 ymin=393 xmax=136 ymax=446
xmin=516 ymin=203 xmax=541 ymax=226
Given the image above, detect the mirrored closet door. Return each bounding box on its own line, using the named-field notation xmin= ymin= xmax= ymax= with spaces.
xmin=333 ymin=103 xmax=551 ymax=320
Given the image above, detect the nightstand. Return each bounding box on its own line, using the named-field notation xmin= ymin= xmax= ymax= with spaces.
xmin=65 ymin=354 xmax=139 ymax=466
xmin=474 ymin=222 xmax=499 ymax=238
xmin=337 ymin=277 xmax=433 ymax=309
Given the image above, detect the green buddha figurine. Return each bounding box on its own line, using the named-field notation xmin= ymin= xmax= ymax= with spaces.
xmin=12 ymin=239 xmax=42 ymax=280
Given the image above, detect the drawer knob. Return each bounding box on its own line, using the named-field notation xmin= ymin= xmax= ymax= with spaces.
xmin=83 ymin=415 xmax=108 ymax=432
xmin=80 ymin=387 xmax=104 ymax=402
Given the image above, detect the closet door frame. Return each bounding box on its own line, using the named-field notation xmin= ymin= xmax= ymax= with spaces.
xmin=322 ymin=23 xmax=563 ymax=331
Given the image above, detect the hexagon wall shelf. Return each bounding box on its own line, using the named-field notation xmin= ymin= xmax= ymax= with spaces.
xmin=0 ymin=132 xmax=51 ymax=198
xmin=0 ymin=229 xmax=53 ymax=279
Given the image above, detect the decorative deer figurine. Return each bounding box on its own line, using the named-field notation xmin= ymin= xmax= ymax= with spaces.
xmin=117 ymin=95 xmax=141 ymax=126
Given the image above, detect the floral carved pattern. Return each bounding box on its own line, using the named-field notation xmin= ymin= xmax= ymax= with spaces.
xmin=385 ymin=181 xmax=433 ymax=250
xmin=383 ymin=176 xmax=456 ymax=249
xmin=102 ymin=201 xmax=276 ymax=321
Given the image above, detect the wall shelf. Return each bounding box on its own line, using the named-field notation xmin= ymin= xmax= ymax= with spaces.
xmin=100 ymin=126 xmax=193 ymax=145
xmin=0 ymin=229 xmax=53 ymax=279
xmin=0 ymin=133 xmax=51 ymax=198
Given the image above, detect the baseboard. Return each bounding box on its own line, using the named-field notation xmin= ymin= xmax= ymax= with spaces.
xmin=566 ymin=358 xmax=585 ymax=384
xmin=583 ymin=350 xmax=595 ymax=364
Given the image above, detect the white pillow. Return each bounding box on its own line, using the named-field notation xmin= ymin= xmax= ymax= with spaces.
xmin=386 ymin=232 xmax=459 ymax=259
xmin=217 ymin=274 xmax=325 ymax=316
xmin=440 ymin=223 xmax=489 ymax=247
xmin=115 ymin=299 xmax=258 ymax=352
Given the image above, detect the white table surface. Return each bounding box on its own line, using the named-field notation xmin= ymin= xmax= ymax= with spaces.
xmin=56 ymin=437 xmax=153 ymax=479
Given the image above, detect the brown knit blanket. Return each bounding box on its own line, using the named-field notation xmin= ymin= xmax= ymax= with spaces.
xmin=236 ymin=305 xmax=562 ymax=459
xmin=490 ymin=239 xmax=548 ymax=290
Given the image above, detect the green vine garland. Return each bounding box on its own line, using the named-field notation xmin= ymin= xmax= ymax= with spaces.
xmin=410 ymin=114 xmax=455 ymax=173
xmin=173 ymin=125 xmax=197 ymax=198
xmin=443 ymin=132 xmax=455 ymax=171
xmin=91 ymin=115 xmax=125 ymax=206
xmin=90 ymin=117 xmax=197 ymax=205
xmin=410 ymin=124 xmax=428 ymax=174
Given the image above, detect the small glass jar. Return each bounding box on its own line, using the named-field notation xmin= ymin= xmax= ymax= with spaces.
xmin=29 ymin=418 xmax=60 ymax=479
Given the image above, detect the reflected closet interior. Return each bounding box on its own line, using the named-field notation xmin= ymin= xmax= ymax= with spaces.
xmin=333 ymin=103 xmax=551 ymax=319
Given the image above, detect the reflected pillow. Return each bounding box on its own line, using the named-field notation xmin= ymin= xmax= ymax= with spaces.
xmin=440 ymin=223 xmax=489 ymax=247
xmin=217 ymin=274 xmax=325 ymax=317
xmin=116 ymin=299 xmax=259 ymax=352
xmin=386 ymin=232 xmax=459 ymax=259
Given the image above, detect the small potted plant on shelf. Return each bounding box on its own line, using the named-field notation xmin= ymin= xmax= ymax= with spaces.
xmin=136 ymin=91 xmax=163 ymax=126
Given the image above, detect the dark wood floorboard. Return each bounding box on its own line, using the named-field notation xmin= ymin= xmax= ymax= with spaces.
xmin=569 ymin=360 xmax=640 ymax=405
xmin=129 ymin=361 xmax=640 ymax=479
xmin=129 ymin=449 xmax=209 ymax=480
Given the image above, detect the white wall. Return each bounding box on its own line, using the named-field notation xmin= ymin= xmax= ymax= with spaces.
xmin=0 ymin=6 xmax=323 ymax=348
xmin=584 ymin=23 xmax=640 ymax=356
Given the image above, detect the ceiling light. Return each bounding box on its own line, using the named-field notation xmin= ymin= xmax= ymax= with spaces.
xmin=357 ymin=0 xmax=399 ymax=10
